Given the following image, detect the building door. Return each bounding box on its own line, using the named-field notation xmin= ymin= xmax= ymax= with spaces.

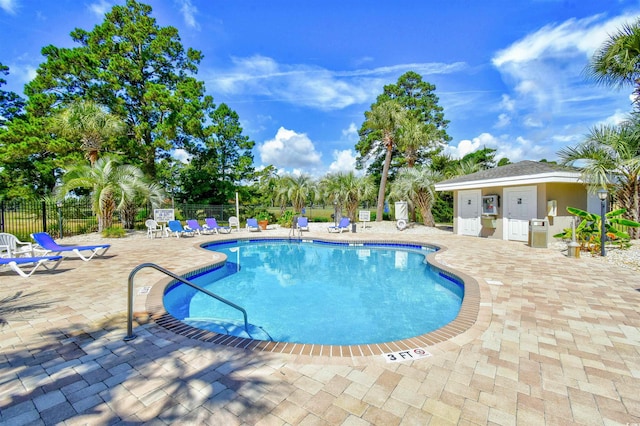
xmin=504 ymin=186 xmax=537 ymax=241
xmin=458 ymin=190 xmax=481 ymax=236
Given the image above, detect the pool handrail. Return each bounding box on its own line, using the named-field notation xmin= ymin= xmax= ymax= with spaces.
xmin=125 ymin=262 xmax=249 ymax=341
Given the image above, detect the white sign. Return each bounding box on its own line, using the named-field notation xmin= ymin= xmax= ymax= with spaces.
xmin=154 ymin=209 xmax=175 ymax=222
xmin=383 ymin=347 xmax=432 ymax=363
xmin=358 ymin=210 xmax=371 ymax=222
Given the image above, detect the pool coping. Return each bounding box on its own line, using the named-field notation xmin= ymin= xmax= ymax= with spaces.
xmin=144 ymin=236 xmax=480 ymax=358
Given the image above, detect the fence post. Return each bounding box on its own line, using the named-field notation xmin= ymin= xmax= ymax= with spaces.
xmin=42 ymin=200 xmax=47 ymax=233
xmin=0 ymin=200 xmax=4 ymax=232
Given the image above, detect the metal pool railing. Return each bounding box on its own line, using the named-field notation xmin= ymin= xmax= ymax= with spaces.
xmin=124 ymin=262 xmax=249 ymax=341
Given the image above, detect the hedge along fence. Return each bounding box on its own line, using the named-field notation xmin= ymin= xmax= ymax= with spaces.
xmin=0 ymin=199 xmax=238 ymax=241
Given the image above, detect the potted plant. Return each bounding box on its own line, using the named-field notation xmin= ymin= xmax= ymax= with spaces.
xmin=256 ymin=211 xmax=270 ymax=230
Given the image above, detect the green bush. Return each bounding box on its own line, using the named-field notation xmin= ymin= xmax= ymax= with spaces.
xmin=102 ymin=226 xmax=126 ymax=238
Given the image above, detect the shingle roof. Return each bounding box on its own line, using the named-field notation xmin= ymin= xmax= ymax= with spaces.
xmin=435 ymin=160 xmax=582 ymax=190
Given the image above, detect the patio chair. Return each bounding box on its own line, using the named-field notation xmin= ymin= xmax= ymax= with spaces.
xmin=246 ymin=218 xmax=260 ymax=232
xmin=0 ymin=255 xmax=63 ymax=278
xmin=0 ymin=233 xmax=35 ymax=257
xmin=297 ymin=217 xmax=309 ymax=231
xmin=167 ymin=220 xmax=195 ymax=238
xmin=228 ymin=216 xmax=240 ymax=232
xmin=145 ymin=219 xmax=163 ymax=239
xmin=185 ymin=219 xmax=208 ymax=235
xmin=328 ymin=217 xmax=350 ymax=233
xmin=31 ymin=232 xmax=111 ymax=261
xmin=204 ymin=218 xmax=231 ymax=234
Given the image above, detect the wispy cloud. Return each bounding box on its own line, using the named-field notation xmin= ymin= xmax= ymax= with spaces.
xmin=0 ymin=0 xmax=18 ymax=14
xmin=87 ymin=0 xmax=112 ymax=18
xmin=205 ymin=55 xmax=467 ymax=111
xmin=175 ymin=0 xmax=199 ymax=29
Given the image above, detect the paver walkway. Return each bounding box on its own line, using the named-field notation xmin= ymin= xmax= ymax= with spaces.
xmin=0 ymin=225 xmax=639 ymax=425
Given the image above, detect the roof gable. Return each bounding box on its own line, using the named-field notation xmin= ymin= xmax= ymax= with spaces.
xmin=435 ymin=160 xmax=583 ymax=191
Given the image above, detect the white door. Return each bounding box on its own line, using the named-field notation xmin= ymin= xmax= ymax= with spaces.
xmin=458 ymin=190 xmax=481 ymax=236
xmin=504 ymin=186 xmax=537 ymax=241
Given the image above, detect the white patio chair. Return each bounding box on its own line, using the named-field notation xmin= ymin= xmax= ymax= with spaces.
xmin=145 ymin=219 xmax=163 ymax=239
xmin=0 ymin=233 xmax=35 ymax=257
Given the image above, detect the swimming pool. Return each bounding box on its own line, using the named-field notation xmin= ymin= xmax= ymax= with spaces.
xmin=163 ymin=239 xmax=464 ymax=346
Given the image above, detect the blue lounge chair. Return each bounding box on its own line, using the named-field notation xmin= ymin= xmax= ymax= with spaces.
xmin=185 ymin=219 xmax=208 ymax=235
xmin=0 ymin=255 xmax=63 ymax=277
xmin=297 ymin=217 xmax=309 ymax=231
xmin=204 ymin=218 xmax=231 ymax=234
xmin=31 ymin=232 xmax=111 ymax=261
xmin=328 ymin=217 xmax=350 ymax=233
xmin=167 ymin=220 xmax=195 ymax=238
xmin=246 ymin=218 xmax=260 ymax=232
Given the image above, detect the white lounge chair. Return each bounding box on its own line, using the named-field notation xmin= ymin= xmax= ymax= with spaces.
xmin=0 ymin=233 xmax=34 ymax=257
xmin=328 ymin=217 xmax=351 ymax=233
xmin=31 ymin=232 xmax=111 ymax=261
xmin=167 ymin=220 xmax=195 ymax=238
xmin=246 ymin=218 xmax=260 ymax=232
xmin=203 ymin=218 xmax=231 ymax=234
xmin=0 ymin=255 xmax=63 ymax=278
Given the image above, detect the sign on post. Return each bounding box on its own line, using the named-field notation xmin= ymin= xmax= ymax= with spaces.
xmin=154 ymin=209 xmax=175 ymax=222
xmin=358 ymin=210 xmax=371 ymax=230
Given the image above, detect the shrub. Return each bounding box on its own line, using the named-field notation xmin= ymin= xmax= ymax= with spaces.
xmin=102 ymin=226 xmax=126 ymax=238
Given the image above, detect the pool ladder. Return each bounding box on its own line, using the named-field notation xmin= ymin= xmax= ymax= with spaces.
xmin=124 ymin=262 xmax=249 ymax=341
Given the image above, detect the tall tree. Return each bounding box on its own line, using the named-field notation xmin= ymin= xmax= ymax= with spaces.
xmin=586 ymin=18 xmax=640 ymax=108
xmin=0 ymin=63 xmax=25 ymax=124
xmin=558 ymin=118 xmax=640 ymax=238
xmin=51 ymin=100 xmax=124 ymax=165
xmin=281 ymin=174 xmax=316 ymax=213
xmin=24 ymin=0 xmax=205 ymax=178
xmin=179 ymin=103 xmax=254 ymax=204
xmin=357 ymin=100 xmax=405 ymax=221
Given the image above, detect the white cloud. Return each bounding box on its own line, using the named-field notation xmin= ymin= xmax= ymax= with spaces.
xmin=176 ymin=0 xmax=199 ymax=29
xmin=173 ymin=148 xmax=191 ymax=164
xmin=328 ymin=149 xmax=359 ymax=174
xmin=258 ymin=127 xmax=323 ymax=170
xmin=445 ymin=132 xmax=550 ymax=163
xmin=0 ymin=0 xmax=17 ymax=14
xmin=494 ymin=113 xmax=511 ymax=128
xmin=88 ymin=0 xmax=112 ymax=18
xmin=341 ymin=122 xmax=359 ymax=141
xmin=205 ymin=55 xmax=466 ymax=110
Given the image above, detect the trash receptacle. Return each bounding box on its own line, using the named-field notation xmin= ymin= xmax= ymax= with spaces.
xmin=529 ymin=219 xmax=548 ymax=248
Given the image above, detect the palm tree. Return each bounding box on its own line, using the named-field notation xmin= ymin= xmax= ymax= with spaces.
xmin=319 ymin=173 xmax=345 ymax=220
xmin=119 ymin=181 xmax=166 ymax=229
xmin=339 ymin=172 xmax=375 ymax=223
xmin=52 ymin=100 xmax=124 ymax=165
xmin=558 ymin=119 xmax=640 ymax=238
xmin=397 ymin=118 xmax=439 ymax=168
xmin=360 ymin=100 xmax=406 ymax=221
xmin=281 ymin=174 xmax=316 ymax=213
xmin=586 ymin=19 xmax=640 ymax=107
xmin=56 ymin=156 xmax=157 ymax=231
xmin=389 ymin=166 xmax=442 ymax=227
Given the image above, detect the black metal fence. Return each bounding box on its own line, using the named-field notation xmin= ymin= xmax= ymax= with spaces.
xmin=0 ymin=199 xmax=238 ymax=241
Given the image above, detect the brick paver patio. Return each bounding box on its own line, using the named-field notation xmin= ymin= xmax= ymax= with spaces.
xmin=0 ymin=225 xmax=639 ymax=425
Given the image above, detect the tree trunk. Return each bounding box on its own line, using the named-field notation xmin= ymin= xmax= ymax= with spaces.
xmin=376 ymin=143 xmax=393 ymax=222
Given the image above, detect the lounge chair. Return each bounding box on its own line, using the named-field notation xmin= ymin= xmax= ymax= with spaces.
xmin=0 ymin=255 xmax=63 ymax=278
xmin=145 ymin=219 xmax=163 ymax=239
xmin=185 ymin=219 xmax=208 ymax=235
xmin=0 ymin=233 xmax=35 ymax=257
xmin=297 ymin=217 xmax=309 ymax=231
xmin=246 ymin=218 xmax=260 ymax=232
xmin=31 ymin=232 xmax=111 ymax=261
xmin=167 ymin=220 xmax=195 ymax=238
xmin=328 ymin=217 xmax=351 ymax=233
xmin=228 ymin=216 xmax=240 ymax=232
xmin=204 ymin=218 xmax=231 ymax=234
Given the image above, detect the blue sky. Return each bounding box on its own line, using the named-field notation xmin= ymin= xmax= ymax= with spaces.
xmin=1 ymin=0 xmax=639 ymax=177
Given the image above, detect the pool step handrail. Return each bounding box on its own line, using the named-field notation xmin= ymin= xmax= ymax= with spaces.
xmin=124 ymin=262 xmax=249 ymax=341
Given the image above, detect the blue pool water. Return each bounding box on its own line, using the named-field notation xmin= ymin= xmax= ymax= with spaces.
xmin=163 ymin=240 xmax=464 ymax=345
